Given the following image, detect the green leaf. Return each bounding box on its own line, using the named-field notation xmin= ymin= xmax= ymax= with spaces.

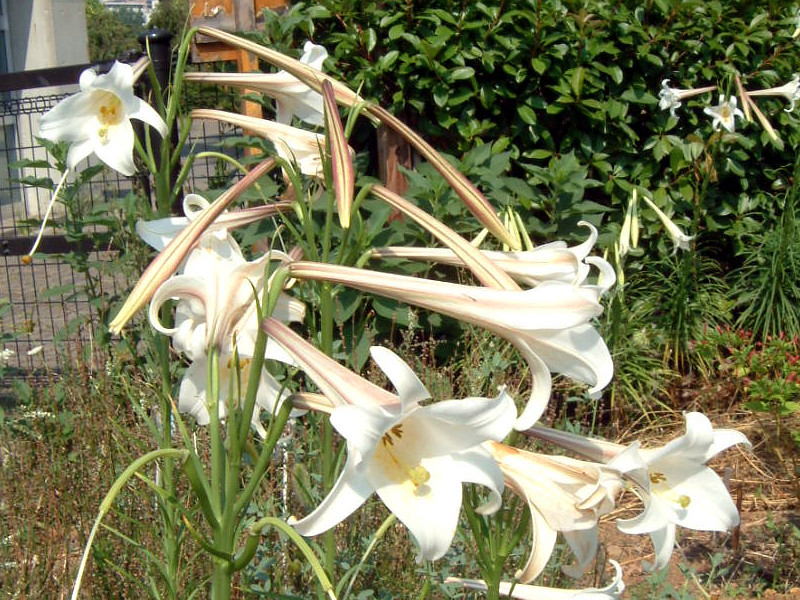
xmin=449 ymin=66 xmax=475 ymax=81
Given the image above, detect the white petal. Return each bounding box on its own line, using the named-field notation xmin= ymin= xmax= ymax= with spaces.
xmin=178 ymin=360 xmax=211 ymax=425
xmin=706 ymin=428 xmax=751 ymax=461
xmin=128 ymin=97 xmax=168 ymax=138
xmin=369 ymin=346 xmax=430 ymax=406
xmin=420 ymin=390 xmax=516 ymax=451
xmin=512 ymin=340 xmax=553 ymax=430
xmin=562 ymin=527 xmax=599 ymax=578
xmin=66 ymin=138 xmax=96 ymax=171
xmin=645 ymin=523 xmax=676 ymax=571
xmin=330 ymin=403 xmax=399 ymax=461
xmin=515 ymin=505 xmax=558 ymax=582
xmin=136 ymin=216 xmax=189 ymax=251
xmin=95 ymin=120 xmax=136 ymax=175
xmin=292 ymin=453 xmax=373 ymax=536
xmin=371 ymin=453 xmax=462 ymax=561
xmin=449 ymin=447 xmax=505 ymax=514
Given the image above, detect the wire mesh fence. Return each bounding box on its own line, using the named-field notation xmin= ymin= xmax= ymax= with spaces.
xmin=1 ymin=90 xmax=244 ymax=388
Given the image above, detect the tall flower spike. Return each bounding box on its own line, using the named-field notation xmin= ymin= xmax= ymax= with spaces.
xmin=322 ymin=80 xmax=354 ymax=229
xmin=287 ymin=261 xmax=613 ymax=430
xmin=184 ymin=41 xmax=327 ymax=126
xmin=109 ymin=159 xmax=281 ymax=333
xmin=703 ymin=95 xmax=745 ymax=133
xmin=28 ymin=61 xmax=167 ymax=261
xmin=640 ymin=194 xmax=693 ymax=254
xmin=527 ymin=413 xmax=751 ymax=571
xmin=190 ymin=109 xmax=331 ymax=177
xmin=195 ymin=26 xmax=519 ymax=249
xmin=263 ymin=318 xmax=516 ymax=561
xmin=658 ymin=79 xmax=716 ymax=118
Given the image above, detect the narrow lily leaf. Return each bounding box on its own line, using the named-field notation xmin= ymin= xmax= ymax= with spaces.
xmin=109 ymin=159 xmax=279 ymax=333
xmin=371 ymin=184 xmax=518 ymax=291
xmin=322 ymin=80 xmax=354 ymax=229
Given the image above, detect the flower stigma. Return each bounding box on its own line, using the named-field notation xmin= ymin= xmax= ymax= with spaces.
xmin=649 ymin=471 xmax=691 ymax=508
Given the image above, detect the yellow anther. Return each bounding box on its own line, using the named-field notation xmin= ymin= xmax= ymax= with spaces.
xmin=649 ymin=472 xmax=667 ymax=484
xmin=678 ymin=495 xmax=691 ymax=508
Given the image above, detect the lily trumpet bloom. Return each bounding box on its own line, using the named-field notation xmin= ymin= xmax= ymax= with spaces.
xmin=528 ymin=413 xmax=750 ymax=570
xmin=28 ymin=61 xmax=167 ymax=261
xmin=191 ymin=109 xmax=331 ymax=177
xmin=703 ymin=95 xmax=745 ymax=133
xmin=184 ymin=41 xmax=327 ymax=126
xmin=445 ymin=560 xmax=625 ymax=600
xmin=39 ymin=61 xmax=167 ymax=175
xmin=148 ymin=231 xmax=305 ymax=434
xmin=640 ymin=194 xmax=693 ymax=254
xmin=109 ymin=159 xmax=281 ymax=333
xmin=748 ymin=75 xmax=800 ymax=112
xmin=487 ymin=441 xmax=621 ymax=582
xmin=658 ymin=80 xmax=716 ymax=118
xmin=264 ymin=318 xmax=516 ymax=561
xmin=287 ymin=261 xmax=614 ymax=430
xmin=372 ymin=222 xmax=603 ymax=288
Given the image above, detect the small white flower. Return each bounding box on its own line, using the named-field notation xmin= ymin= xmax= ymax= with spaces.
xmin=0 ymin=348 xmax=14 ymax=364
xmin=703 ymin=95 xmax=745 ymax=133
xmin=640 ymin=194 xmax=694 ymax=254
xmin=39 ymin=61 xmax=167 ymax=176
xmin=748 ymin=75 xmax=800 ymax=112
xmin=658 ymin=80 xmax=716 ymax=118
xmin=26 ymin=346 xmax=43 ymax=356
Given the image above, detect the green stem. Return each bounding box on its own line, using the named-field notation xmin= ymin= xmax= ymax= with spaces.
xmin=208 ymin=346 xmax=224 ymax=519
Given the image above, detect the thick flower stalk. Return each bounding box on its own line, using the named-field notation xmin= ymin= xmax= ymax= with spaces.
xmin=445 ymin=560 xmax=625 ymax=600
xmin=263 ymin=318 xmax=517 ymax=561
xmin=288 ymin=260 xmax=614 ymax=430
xmin=528 ymin=413 xmax=750 ymax=570
xmin=184 ymin=41 xmax=327 ymax=126
xmin=658 ymin=80 xmax=716 ymax=118
xmin=486 ymin=441 xmax=621 ymax=582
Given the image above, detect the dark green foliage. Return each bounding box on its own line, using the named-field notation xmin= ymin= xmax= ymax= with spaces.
xmin=85 ymin=0 xmax=142 ymax=61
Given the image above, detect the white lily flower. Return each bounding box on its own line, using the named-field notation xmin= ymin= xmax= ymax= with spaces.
xmin=487 ymin=441 xmax=622 ymax=582
xmin=264 ymin=319 xmax=516 ymax=561
xmin=372 ymin=222 xmax=604 ymax=288
xmin=27 ymin=61 xmax=167 ymax=261
xmin=445 ymin=560 xmax=625 ymax=599
xmin=288 ymin=260 xmax=614 ymax=431
xmin=748 ymin=75 xmax=800 ymax=112
xmin=39 ymin=61 xmax=167 ymax=176
xmin=528 ymin=413 xmax=751 ymax=571
xmin=703 ymin=95 xmax=745 ymax=133
xmin=658 ymin=80 xmax=716 ymax=118
xmin=640 ymin=194 xmax=693 ymax=254
xmin=184 ymin=41 xmax=327 ymax=126
xmin=191 ymin=108 xmax=333 ymax=177
xmin=149 ymin=233 xmax=305 ymax=434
